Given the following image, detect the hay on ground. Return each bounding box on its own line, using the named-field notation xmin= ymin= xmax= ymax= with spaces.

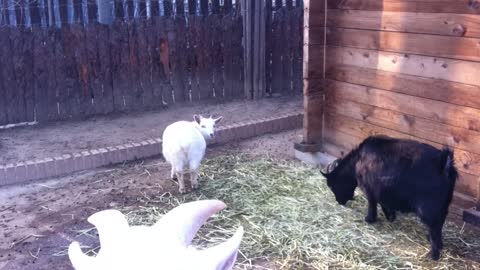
xmin=101 ymin=154 xmax=480 ymax=269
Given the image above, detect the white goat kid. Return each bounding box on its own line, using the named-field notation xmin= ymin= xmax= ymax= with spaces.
xmin=68 ymin=200 xmax=244 ymax=270
xmin=162 ymin=115 xmax=222 ymax=193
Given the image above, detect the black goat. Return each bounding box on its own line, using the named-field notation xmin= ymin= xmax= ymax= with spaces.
xmin=321 ymin=135 xmax=458 ymax=260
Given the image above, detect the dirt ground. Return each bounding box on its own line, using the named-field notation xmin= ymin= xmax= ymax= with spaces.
xmin=0 ymin=96 xmax=302 ymax=164
xmin=0 ymin=130 xmax=302 ymax=270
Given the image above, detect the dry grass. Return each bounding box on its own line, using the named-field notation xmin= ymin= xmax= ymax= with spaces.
xmin=117 ymin=154 xmax=480 ymax=269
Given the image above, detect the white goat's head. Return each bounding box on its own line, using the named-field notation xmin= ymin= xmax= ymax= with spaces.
xmin=68 ymin=200 xmax=244 ymax=270
xmin=194 ymin=114 xmax=223 ymax=139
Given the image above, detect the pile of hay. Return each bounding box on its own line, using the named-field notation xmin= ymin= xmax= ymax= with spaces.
xmin=123 ymin=154 xmax=480 ymax=269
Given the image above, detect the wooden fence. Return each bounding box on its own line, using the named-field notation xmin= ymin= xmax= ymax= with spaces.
xmin=0 ymin=0 xmax=303 ymax=126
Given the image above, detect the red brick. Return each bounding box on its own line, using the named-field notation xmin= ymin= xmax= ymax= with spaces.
xmin=53 ymin=156 xmax=65 ymax=176
xmin=82 ymin=151 xmax=93 ymax=170
xmin=72 ymin=153 xmax=84 ymax=172
xmin=148 ymin=139 xmax=161 ymax=156
xmin=25 ymin=161 xmax=37 ymax=182
xmin=106 ymin=146 xmax=119 ymax=164
xmin=0 ymin=165 xmax=5 ymax=185
xmin=116 ymin=145 xmax=127 ymax=164
xmin=43 ymin=158 xmax=56 ymax=178
xmin=124 ymin=144 xmax=136 ymax=161
xmin=4 ymin=164 xmax=15 ymax=185
xmin=62 ymin=154 xmax=75 ymax=174
xmin=89 ymin=149 xmax=103 ymax=168
xmin=35 ymin=159 xmax=48 ymax=180
xmin=98 ymin=148 xmax=109 ymax=166
xmin=15 ymin=162 xmax=27 ymax=183
xmin=138 ymin=141 xmax=150 ymax=158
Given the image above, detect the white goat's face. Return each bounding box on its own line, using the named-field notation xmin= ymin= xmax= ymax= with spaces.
xmin=194 ymin=114 xmax=223 ymax=139
xmin=68 ymin=200 xmax=243 ymax=270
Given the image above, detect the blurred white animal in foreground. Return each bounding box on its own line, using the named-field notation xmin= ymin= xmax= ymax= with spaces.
xmin=162 ymin=114 xmax=223 ymax=193
xmin=68 ymin=200 xmax=243 ymax=270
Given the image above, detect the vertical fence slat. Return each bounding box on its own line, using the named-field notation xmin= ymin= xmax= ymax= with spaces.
xmin=46 ymin=29 xmax=58 ymax=120
xmin=0 ymin=28 xmax=19 ymax=123
xmin=74 ymin=24 xmax=95 ymax=117
xmin=61 ymin=26 xmax=80 ymax=119
xmin=188 ymin=14 xmax=201 ymax=100
xmin=271 ymin=7 xmax=283 ymax=95
xmin=136 ymin=19 xmax=154 ymax=109
xmin=22 ymin=28 xmax=35 ymax=121
xmin=231 ymin=3 xmax=243 ymax=98
xmin=110 ymin=21 xmax=125 ymax=111
xmin=212 ymin=0 xmax=220 ymax=14
xmin=0 ymin=27 xmax=8 ymax=124
xmin=164 ymin=0 xmax=173 ymax=16
xmin=151 ymin=0 xmax=159 ymax=16
xmin=54 ymin=27 xmax=69 ymax=119
xmin=32 ymin=27 xmax=48 ymax=122
xmin=7 ymin=0 xmax=17 ymax=26
xmin=222 ymin=11 xmax=233 ymax=99
xmin=127 ymin=21 xmax=143 ymax=110
xmin=148 ymin=17 xmax=168 ymax=106
xmin=212 ymin=11 xmax=224 ymax=98
xmin=175 ymin=0 xmax=184 ymax=15
xmin=292 ymin=5 xmax=302 ymax=94
xmin=282 ymin=5 xmax=293 ymax=94
xmin=85 ymin=23 xmax=103 ymax=116
xmin=199 ymin=8 xmax=213 ymax=99
xmin=73 ymin=0 xmax=82 ymax=24
xmin=200 ymin=0 xmax=208 ymax=15
xmin=265 ymin=0 xmax=272 ymax=95
xmin=96 ymin=23 xmax=115 ymax=114
xmin=11 ymin=27 xmax=29 ymax=122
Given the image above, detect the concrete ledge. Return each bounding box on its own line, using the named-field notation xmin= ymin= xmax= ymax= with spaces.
xmin=0 ymin=113 xmax=303 ymax=187
xmin=294 ymin=150 xmax=336 ymax=169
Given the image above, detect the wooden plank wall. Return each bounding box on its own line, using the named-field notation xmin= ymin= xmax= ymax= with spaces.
xmin=0 ymin=0 xmax=244 ymax=125
xmin=322 ymin=0 xmax=480 ymax=209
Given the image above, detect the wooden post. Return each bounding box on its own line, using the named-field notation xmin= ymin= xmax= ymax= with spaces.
xmin=242 ymin=0 xmax=266 ymax=100
xmin=294 ymin=0 xmax=326 ymax=153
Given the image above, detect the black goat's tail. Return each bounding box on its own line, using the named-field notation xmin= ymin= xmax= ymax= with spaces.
xmin=440 ymin=148 xmax=458 ymax=185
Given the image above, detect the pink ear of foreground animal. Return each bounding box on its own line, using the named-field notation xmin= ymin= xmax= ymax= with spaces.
xmin=68 ymin=200 xmax=244 ymax=270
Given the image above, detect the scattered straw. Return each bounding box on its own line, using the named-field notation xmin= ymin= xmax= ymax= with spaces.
xmin=92 ymin=154 xmax=480 ymax=269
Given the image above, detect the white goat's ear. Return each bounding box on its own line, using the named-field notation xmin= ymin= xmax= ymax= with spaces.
xmin=153 ymin=200 xmax=226 ymax=246
xmin=194 ymin=114 xmax=202 ymax=124
xmin=198 ymin=226 xmax=244 ymax=270
xmin=68 ymin=242 xmax=96 ymax=270
xmin=87 ymin=209 xmax=129 ymax=256
xmin=214 ymin=116 xmax=223 ymax=125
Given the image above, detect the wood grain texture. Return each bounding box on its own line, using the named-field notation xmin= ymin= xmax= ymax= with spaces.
xmin=326 ymin=65 xmax=480 ymax=110
xmin=327 ymin=46 xmax=480 ymax=86
xmin=327 ymin=10 xmax=480 ymax=38
xmin=326 ymin=79 xmax=480 ymax=132
xmin=327 ymin=27 xmax=480 ymax=62
xmin=328 ymin=0 xmax=480 ymax=14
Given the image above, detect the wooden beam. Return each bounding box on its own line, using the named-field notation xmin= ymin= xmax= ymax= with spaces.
xmin=327 ymin=27 xmax=480 ymax=62
xmin=327 ymin=46 xmax=480 ymax=86
xmin=326 ymin=10 xmax=480 ymax=38
xmin=326 ymin=65 xmax=480 ymax=110
xmin=325 ymin=80 xmax=480 ymax=133
xmin=328 ymin=0 xmax=480 ymax=14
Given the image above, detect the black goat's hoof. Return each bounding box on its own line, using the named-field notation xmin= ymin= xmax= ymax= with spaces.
xmin=428 ymin=250 xmax=440 ymax=261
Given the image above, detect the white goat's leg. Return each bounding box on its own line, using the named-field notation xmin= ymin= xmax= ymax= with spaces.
xmin=178 ymin=172 xmax=186 ymax=194
xmin=191 ymin=170 xmax=199 ymax=190
xmin=189 ymin=160 xmax=201 ymax=190
xmin=170 ymin=166 xmax=177 ymax=181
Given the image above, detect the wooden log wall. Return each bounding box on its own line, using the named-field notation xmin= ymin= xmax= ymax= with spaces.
xmin=322 ymin=0 xmax=480 ymax=210
xmin=0 ymin=0 xmax=244 ymax=125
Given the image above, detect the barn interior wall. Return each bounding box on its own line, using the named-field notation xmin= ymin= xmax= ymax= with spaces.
xmin=320 ymin=1 xmax=480 ymax=209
